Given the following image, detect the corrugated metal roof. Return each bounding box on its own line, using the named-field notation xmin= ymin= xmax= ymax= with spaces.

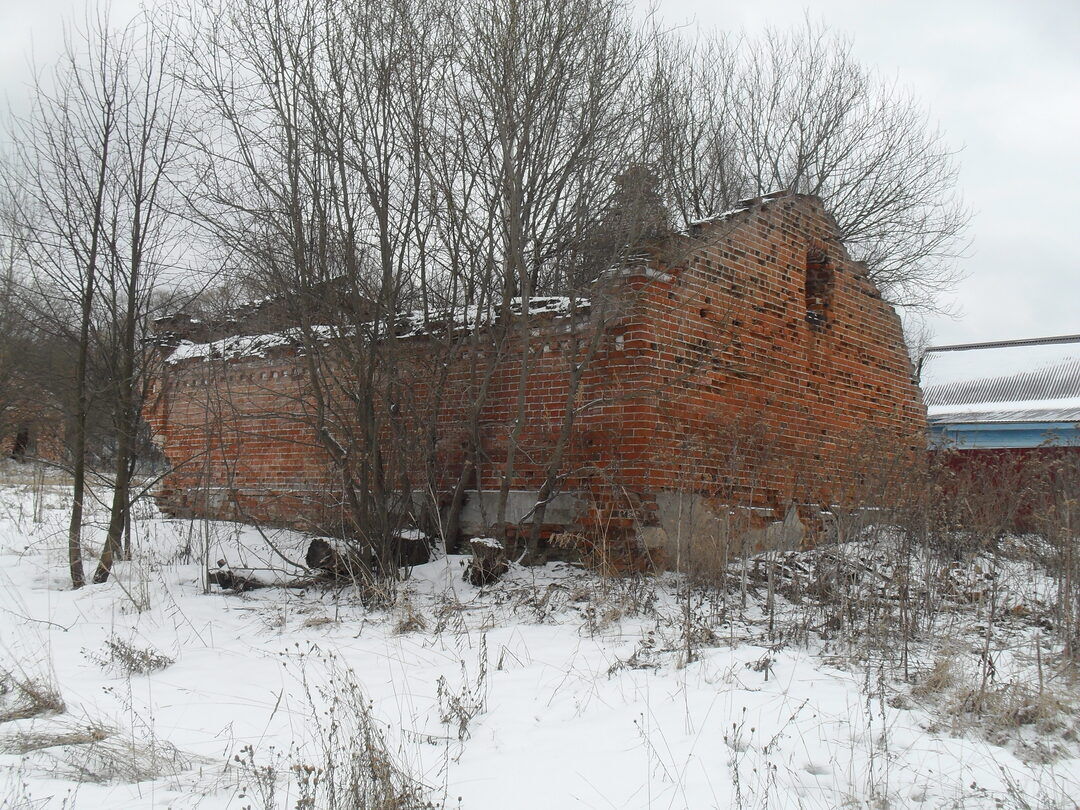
xmin=923 ymin=358 xmax=1080 ymax=407
xmin=920 ymin=334 xmax=1080 ymax=426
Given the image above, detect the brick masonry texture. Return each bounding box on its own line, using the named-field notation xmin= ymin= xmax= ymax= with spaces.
xmin=1 ymin=377 xmax=66 ymax=466
xmin=144 ymin=194 xmax=927 ymax=555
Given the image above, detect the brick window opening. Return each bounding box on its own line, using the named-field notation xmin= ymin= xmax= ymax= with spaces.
xmin=805 ymin=247 xmax=833 ymax=325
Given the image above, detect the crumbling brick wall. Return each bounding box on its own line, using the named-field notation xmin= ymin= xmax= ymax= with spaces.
xmin=145 ymin=193 xmax=926 ymax=558
xmin=606 ymin=194 xmax=926 ymax=560
xmin=1 ymin=378 xmax=66 ymax=466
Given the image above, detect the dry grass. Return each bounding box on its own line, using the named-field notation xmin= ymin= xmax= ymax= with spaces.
xmin=1 ymin=717 xmax=191 ymax=785
xmin=42 ymin=732 xmax=192 ymax=784
xmin=392 ymin=593 xmax=427 ymax=635
xmin=233 ymin=651 xmax=441 ymax=809
xmin=0 ymin=667 xmax=64 ymax=723
xmin=953 ymin=681 xmax=1066 ymax=734
xmin=911 ymin=654 xmax=958 ymax=700
xmin=0 ymin=720 xmax=110 ymax=755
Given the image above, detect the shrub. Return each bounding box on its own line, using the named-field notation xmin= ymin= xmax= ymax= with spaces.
xmin=84 ymin=635 xmax=174 ymax=676
xmin=234 ymin=651 xmax=440 ymax=809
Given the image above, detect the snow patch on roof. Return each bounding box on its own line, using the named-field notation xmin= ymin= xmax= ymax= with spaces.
xmin=927 ymin=398 xmax=1080 ymax=425
xmin=687 ymin=207 xmax=750 ymax=227
xmin=166 ymin=297 xmax=591 ymax=364
xmin=682 ymin=191 xmax=798 ymax=234
xmin=166 ymin=328 xmax=320 ymax=365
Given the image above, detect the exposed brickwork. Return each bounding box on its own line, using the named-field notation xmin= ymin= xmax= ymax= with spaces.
xmin=1 ymin=376 xmax=66 ymax=466
xmin=145 ymin=194 xmax=926 ymax=554
xmin=626 ymin=195 xmax=925 ymax=511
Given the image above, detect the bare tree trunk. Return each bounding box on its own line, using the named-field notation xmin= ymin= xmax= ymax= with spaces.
xmin=67 ymin=114 xmax=113 ymax=591
xmin=93 ymin=406 xmax=132 ymax=583
xmin=91 ymin=17 xmax=185 ymax=584
xmin=66 ymin=277 xmax=96 ymax=590
xmin=94 ymin=266 xmax=139 ymax=581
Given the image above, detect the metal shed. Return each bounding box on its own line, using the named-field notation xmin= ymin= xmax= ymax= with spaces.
xmin=919 ymin=333 xmax=1080 ymax=449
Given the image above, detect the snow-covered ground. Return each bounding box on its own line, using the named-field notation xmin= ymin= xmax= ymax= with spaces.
xmin=1 ymin=468 xmax=1078 ymax=808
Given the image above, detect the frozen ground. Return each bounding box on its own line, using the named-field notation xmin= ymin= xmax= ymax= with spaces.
xmin=0 ymin=468 xmax=1078 ymax=808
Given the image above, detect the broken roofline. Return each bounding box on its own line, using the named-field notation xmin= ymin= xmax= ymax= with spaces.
xmin=162 ymin=295 xmax=594 ymax=365
xmin=684 ymin=189 xmax=796 ymax=229
xmin=158 ymin=189 xmax=805 ymax=366
xmin=393 ymin=295 xmax=593 ymax=339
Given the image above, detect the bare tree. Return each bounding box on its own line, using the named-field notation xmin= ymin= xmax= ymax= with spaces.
xmin=92 ymin=12 xmax=188 ymax=584
xmin=442 ymin=0 xmax=651 ymax=538
xmin=5 ymin=12 xmax=126 ymax=588
xmin=176 ymin=0 xmax=664 ymax=567
xmin=182 ymin=0 xmax=453 ymax=574
xmin=5 ymin=10 xmax=190 ymax=586
xmin=0 ymin=226 xmax=28 ymax=454
xmin=646 ymin=22 xmax=968 ymax=311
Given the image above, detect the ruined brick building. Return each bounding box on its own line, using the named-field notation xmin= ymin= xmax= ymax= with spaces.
xmin=1 ymin=373 xmax=66 ymax=466
xmin=145 ymin=192 xmax=926 ymax=564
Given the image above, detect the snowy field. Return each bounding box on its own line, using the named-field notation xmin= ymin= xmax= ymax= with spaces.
xmin=1 ymin=467 xmax=1079 ymax=808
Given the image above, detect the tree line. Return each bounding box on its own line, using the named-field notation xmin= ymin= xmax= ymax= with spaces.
xmin=0 ymin=0 xmax=967 ymax=587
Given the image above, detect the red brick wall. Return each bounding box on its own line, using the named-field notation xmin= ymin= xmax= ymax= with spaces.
xmin=146 ymin=354 xmax=344 ymax=530
xmin=1 ymin=380 xmax=66 ymax=466
xmin=145 ymin=193 xmax=926 ymax=546
xmin=619 ymin=194 xmax=926 ymax=514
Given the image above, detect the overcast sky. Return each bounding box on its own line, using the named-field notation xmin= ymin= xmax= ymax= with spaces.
xmin=2 ymin=0 xmax=1077 ymax=347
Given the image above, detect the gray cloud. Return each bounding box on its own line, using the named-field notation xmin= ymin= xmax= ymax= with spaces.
xmin=2 ymin=0 xmax=1077 ymax=346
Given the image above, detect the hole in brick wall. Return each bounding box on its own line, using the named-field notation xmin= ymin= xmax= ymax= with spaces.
xmin=805 ymin=246 xmax=834 ymax=325
xmin=699 ymin=308 xmax=709 ymax=319
xmin=704 ymin=296 xmax=711 ymax=305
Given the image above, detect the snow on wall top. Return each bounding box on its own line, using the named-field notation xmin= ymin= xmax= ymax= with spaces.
xmin=166 ymin=327 xmax=327 ymax=365
xmin=161 ymin=194 xmax=801 ymax=367
xmin=920 ymin=334 xmax=1080 ymax=424
xmin=684 ymin=190 xmax=793 ymax=229
xmin=165 ymin=296 xmax=590 ymax=365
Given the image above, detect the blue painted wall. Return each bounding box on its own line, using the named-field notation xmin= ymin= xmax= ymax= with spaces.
xmin=930 ymin=421 xmax=1080 ymax=449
